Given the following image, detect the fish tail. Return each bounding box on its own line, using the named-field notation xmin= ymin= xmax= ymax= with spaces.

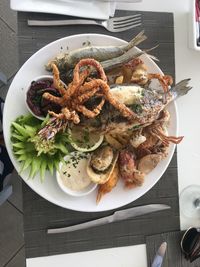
xmin=171 ymin=79 xmax=192 ymax=99
xmin=125 ymin=30 xmax=147 ymax=51
xmin=102 ymin=48 xmax=146 ymax=71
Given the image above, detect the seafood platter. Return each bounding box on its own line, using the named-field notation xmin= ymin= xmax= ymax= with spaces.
xmin=3 ymin=31 xmax=192 ymax=211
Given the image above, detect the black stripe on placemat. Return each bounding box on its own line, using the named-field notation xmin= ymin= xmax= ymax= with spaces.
xmin=146 ymin=231 xmax=200 ymax=267
xmin=18 ymin=10 xmax=179 ymax=258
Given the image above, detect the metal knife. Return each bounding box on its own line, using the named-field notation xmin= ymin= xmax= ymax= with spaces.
xmin=47 ymin=204 xmax=170 ymax=234
xmin=151 ymin=242 xmax=167 ymax=267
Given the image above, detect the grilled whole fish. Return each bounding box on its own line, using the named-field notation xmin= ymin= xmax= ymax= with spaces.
xmin=80 ymin=79 xmax=192 ymax=133
xmin=46 ymin=31 xmax=147 ymax=71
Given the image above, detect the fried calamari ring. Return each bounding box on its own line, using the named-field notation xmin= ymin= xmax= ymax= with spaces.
xmin=49 ymin=107 xmax=80 ymax=124
xmin=81 ymin=79 xmax=137 ymax=120
xmin=44 ymin=58 xmax=141 ymax=122
xmin=73 ymin=98 xmax=105 ymax=118
xmin=73 ymin=58 xmax=107 ymax=83
xmin=51 ymin=63 xmax=67 ymax=96
xmin=73 ymin=78 xmax=137 ymax=120
xmin=61 ymin=69 xmax=90 ymax=104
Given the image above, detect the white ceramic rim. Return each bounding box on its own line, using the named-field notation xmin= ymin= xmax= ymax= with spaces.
xmin=3 ymin=33 xmax=178 ymax=212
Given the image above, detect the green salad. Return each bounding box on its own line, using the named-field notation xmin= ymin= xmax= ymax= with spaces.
xmin=11 ymin=114 xmax=70 ymax=181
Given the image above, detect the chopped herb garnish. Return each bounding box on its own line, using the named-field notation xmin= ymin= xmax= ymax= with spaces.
xmin=128 ymin=125 xmax=141 ymax=131
xmin=130 ymin=104 xmax=143 ymax=114
xmin=83 ymin=129 xmax=90 ymax=143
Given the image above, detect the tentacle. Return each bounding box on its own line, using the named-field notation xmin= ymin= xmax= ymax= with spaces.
xmin=150 ymin=127 xmax=184 ymax=146
xmin=73 ymin=58 xmax=107 ymax=82
xmin=61 ymin=69 xmax=90 ymax=104
xmin=49 ymin=107 xmax=80 ymax=124
xmin=42 ymin=92 xmax=63 ymax=105
xmin=76 ymin=87 xmax=100 ymax=103
xmin=74 ymin=98 xmax=105 ymax=118
xmin=51 ymin=63 xmax=67 ymax=96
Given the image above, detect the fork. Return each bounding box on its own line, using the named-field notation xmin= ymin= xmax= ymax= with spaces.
xmin=28 ymin=14 xmax=142 ymax=32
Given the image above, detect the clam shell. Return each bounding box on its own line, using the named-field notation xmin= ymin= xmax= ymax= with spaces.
xmin=87 ymin=152 xmax=119 ymax=184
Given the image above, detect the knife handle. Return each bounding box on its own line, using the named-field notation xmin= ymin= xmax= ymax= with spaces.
xmin=28 ymin=19 xmax=100 ymax=27
xmin=47 ymin=215 xmax=114 ymax=234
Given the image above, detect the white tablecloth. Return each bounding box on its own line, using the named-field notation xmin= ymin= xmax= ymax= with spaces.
xmin=27 ymin=0 xmax=200 ymax=265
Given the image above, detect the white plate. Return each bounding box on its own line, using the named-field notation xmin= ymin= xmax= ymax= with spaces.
xmin=3 ymin=33 xmax=177 ymax=212
xmin=10 ymin=0 xmax=113 ymax=20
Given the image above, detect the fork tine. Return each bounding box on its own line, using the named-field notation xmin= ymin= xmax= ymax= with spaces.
xmin=114 ymin=21 xmax=141 ymax=29
xmin=114 ymin=18 xmax=141 ymax=27
xmin=113 ymin=14 xmax=141 ymax=23
xmin=113 ymin=23 xmax=142 ymax=33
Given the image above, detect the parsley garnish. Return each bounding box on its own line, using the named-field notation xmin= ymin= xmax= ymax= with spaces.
xmin=130 ymin=104 xmax=143 ymax=114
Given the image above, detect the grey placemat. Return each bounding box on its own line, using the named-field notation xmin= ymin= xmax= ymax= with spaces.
xmin=146 ymin=231 xmax=200 ymax=267
xmin=17 ymin=10 xmax=179 ymax=258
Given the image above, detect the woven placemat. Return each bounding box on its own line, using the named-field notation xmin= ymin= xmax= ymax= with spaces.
xmin=17 ymin=10 xmax=179 ymax=258
xmin=146 ymin=231 xmax=200 ymax=267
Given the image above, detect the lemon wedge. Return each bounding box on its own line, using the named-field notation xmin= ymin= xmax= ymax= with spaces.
xmin=68 ymin=127 xmax=104 ymax=152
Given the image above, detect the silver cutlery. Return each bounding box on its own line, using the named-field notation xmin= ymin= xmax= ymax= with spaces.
xmin=47 ymin=204 xmax=171 ymax=234
xmin=151 ymin=242 xmax=167 ymax=267
xmin=28 ymin=14 xmax=142 ymax=32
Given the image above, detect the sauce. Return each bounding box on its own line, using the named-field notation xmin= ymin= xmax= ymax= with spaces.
xmin=26 ymin=77 xmax=61 ymax=117
xmin=60 ymin=152 xmax=92 ymax=191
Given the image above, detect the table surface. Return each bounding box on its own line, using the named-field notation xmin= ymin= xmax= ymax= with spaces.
xmin=15 ymin=0 xmax=199 ymax=266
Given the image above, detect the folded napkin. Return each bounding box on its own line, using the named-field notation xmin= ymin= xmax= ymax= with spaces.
xmin=146 ymin=231 xmax=200 ymax=267
xmin=0 ymin=98 xmax=14 ymax=205
xmin=10 ymin=0 xmax=116 ymax=20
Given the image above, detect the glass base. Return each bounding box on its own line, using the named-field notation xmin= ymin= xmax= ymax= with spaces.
xmin=180 ymin=185 xmax=200 ymax=218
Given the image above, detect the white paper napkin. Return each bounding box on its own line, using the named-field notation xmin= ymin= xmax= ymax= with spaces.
xmin=27 ymin=245 xmax=147 ymax=267
xmin=10 ymin=0 xmax=116 ymax=20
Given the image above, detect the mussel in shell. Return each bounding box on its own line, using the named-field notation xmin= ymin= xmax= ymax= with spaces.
xmin=87 ymin=145 xmax=118 ymax=184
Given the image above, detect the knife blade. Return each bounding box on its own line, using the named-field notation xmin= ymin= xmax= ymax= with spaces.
xmin=151 ymin=242 xmax=167 ymax=267
xmin=47 ymin=204 xmax=170 ymax=234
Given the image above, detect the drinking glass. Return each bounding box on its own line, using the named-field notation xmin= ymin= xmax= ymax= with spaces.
xmin=180 ymin=185 xmax=200 ymax=218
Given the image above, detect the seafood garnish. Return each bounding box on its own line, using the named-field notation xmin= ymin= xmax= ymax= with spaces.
xmin=101 ymin=79 xmax=192 ymax=135
xmin=10 ymin=32 xmax=193 ymax=203
xmin=90 ymin=146 xmax=114 ymax=172
xmin=40 ymin=58 xmax=142 ymax=141
xmin=118 ymin=149 xmax=144 ymax=188
xmin=41 ymin=59 xmax=191 ymax=141
xmin=46 ymin=31 xmax=147 ymax=71
xmin=96 ymin=163 xmax=119 ymax=204
xmin=87 ymin=148 xmax=118 ymax=185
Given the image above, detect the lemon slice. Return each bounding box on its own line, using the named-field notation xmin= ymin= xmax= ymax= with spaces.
xmin=68 ymin=127 xmax=104 ymax=152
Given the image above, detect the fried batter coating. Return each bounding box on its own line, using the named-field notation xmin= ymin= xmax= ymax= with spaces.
xmin=43 ymin=58 xmax=137 ymax=123
xmin=52 ymin=63 xmax=67 ymax=96
xmin=49 ymin=108 xmax=80 ymax=124
xmin=96 ymin=163 xmax=119 ymax=204
xmin=73 ymin=98 xmax=105 ymax=118
xmin=73 ymin=58 xmax=107 ymax=82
